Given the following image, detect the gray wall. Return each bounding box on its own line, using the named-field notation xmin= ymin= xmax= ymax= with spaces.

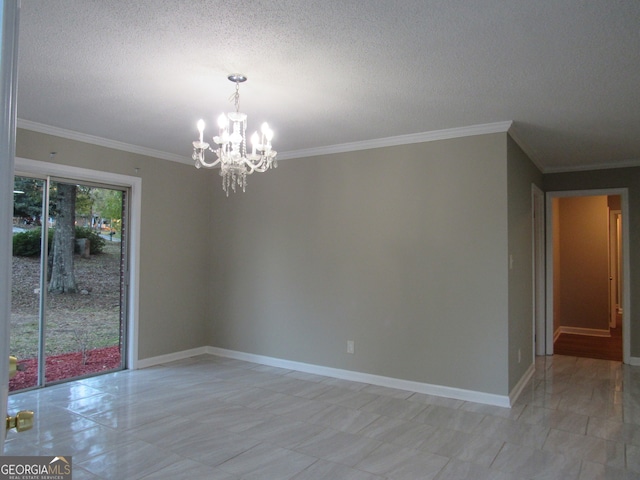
xmin=507 ymin=136 xmax=543 ymax=390
xmin=210 ymin=134 xmax=512 ymax=395
xmin=15 ymin=128 xmax=542 ymax=397
xmin=16 ymin=129 xmax=213 ymax=360
xmin=545 ymin=167 xmax=640 ymax=357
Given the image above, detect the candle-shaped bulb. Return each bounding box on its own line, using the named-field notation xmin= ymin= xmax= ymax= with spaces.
xmin=197 ymin=119 xmax=205 ymax=142
xmin=262 ymin=123 xmax=274 ymax=142
xmin=251 ymin=131 xmax=259 ymax=155
xmin=217 ymin=114 xmax=227 ymax=130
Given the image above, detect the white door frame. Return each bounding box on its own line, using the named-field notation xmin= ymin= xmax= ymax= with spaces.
xmin=608 ymin=209 xmax=622 ymax=328
xmin=545 ymin=188 xmax=631 ymax=363
xmin=15 ymin=158 xmax=142 ymax=371
xmin=532 ymin=184 xmax=545 ymax=357
xmin=1 ymin=0 xmax=20 ymax=451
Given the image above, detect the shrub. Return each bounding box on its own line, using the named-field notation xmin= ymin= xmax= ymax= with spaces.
xmin=13 ymin=226 xmax=106 ymax=256
xmin=12 ymin=229 xmax=43 ymax=256
xmin=75 ymin=226 xmax=106 ymax=254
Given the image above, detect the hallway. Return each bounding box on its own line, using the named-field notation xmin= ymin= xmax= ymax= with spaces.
xmin=554 ymin=325 xmax=623 ymax=362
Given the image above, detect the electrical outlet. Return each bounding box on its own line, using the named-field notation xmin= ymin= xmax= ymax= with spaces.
xmin=347 ymin=340 xmax=355 ymax=354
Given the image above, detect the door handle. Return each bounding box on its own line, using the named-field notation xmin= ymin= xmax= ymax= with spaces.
xmin=9 ymin=355 xmax=18 ymax=379
xmin=6 ymin=410 xmax=34 ymax=433
xmin=7 ymin=356 xmax=34 ymax=433
xmin=9 ymin=355 xmax=26 ymax=379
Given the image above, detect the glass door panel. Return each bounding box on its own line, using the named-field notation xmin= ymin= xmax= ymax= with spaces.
xmin=10 ymin=177 xmax=46 ymax=391
xmin=10 ymin=176 xmax=127 ymax=391
xmin=44 ymin=181 xmax=124 ymax=385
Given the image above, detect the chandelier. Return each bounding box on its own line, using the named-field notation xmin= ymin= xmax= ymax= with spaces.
xmin=192 ymin=74 xmax=277 ymax=195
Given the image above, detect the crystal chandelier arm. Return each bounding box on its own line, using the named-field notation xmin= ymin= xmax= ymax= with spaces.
xmin=195 ymin=150 xmax=221 ymax=168
xmin=193 ymin=118 xmax=223 ymax=169
xmin=242 ymin=159 xmax=261 ymax=174
xmin=241 ymin=156 xmax=270 ymax=173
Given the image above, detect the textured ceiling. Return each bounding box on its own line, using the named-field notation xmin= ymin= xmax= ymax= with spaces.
xmin=16 ymin=0 xmax=640 ymax=172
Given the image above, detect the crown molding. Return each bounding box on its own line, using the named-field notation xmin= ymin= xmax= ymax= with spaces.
xmin=19 ymin=119 xmax=521 ymax=165
xmin=17 ymin=119 xmax=193 ymax=164
xmin=542 ymin=157 xmax=640 ymax=174
xmin=506 ymin=125 xmax=546 ymax=173
xmin=19 ymin=119 xmax=640 ymax=173
xmin=276 ymin=121 xmax=514 ymax=161
xmin=506 ymin=123 xmax=640 ymax=174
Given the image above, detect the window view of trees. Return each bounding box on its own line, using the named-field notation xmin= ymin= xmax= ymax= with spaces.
xmin=49 ymin=183 xmax=77 ymax=293
xmin=11 ymin=177 xmax=125 ymax=390
xmin=12 ymin=177 xmax=44 ymax=225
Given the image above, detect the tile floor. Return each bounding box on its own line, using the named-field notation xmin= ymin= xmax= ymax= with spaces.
xmin=4 ymin=354 xmax=640 ymax=479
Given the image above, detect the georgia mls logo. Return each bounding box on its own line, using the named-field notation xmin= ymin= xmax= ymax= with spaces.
xmin=49 ymin=457 xmax=71 ymax=474
xmin=0 ymin=455 xmax=72 ymax=479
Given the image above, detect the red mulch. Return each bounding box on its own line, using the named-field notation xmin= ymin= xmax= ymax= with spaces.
xmin=9 ymin=346 xmax=121 ymax=391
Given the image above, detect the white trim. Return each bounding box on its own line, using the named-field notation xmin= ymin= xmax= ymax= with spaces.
xmin=509 ymin=362 xmax=535 ymax=406
xmin=135 ymin=347 xmax=210 ymax=369
xmin=208 ymin=347 xmax=511 ymax=408
xmin=14 ymin=157 xmax=142 ymax=370
xmin=19 ymin=119 xmax=516 ymax=166
xmin=274 ymin=121 xmax=513 ymax=161
xmin=19 ymin=118 xmax=513 ymax=165
xmin=509 ymin=126 xmax=545 ymax=173
xmin=621 ymin=192 xmax=631 ymax=365
xmin=17 ymin=119 xmax=192 ymax=165
xmin=609 ymin=209 xmax=622 ymax=328
xmin=135 ymin=344 xmax=541 ymax=407
xmin=1 ymin=0 xmax=21 ymax=451
xmin=18 ymin=117 xmax=640 ymax=173
xmin=629 ymin=357 xmax=640 ymax=367
xmin=532 ymin=184 xmax=545 ymax=357
xmin=545 ymin=188 xmax=631 ymax=364
xmin=556 ymin=326 xmax=611 ymax=338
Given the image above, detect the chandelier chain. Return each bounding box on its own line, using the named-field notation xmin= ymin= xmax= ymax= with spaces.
xmin=230 ymin=81 xmax=241 ymax=113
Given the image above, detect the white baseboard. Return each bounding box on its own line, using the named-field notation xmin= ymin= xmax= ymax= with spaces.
xmin=509 ymin=362 xmax=535 ymax=406
xmin=556 ymin=326 xmax=611 ymax=338
xmin=208 ymin=347 xmax=511 ymax=408
xmin=136 ymin=347 xmax=638 ymax=404
xmin=136 ymin=346 xmax=210 ymax=369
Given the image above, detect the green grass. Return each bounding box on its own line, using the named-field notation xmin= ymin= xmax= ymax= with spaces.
xmin=10 ymin=242 xmax=123 ymax=362
xmin=9 ymin=316 xmax=120 ymax=360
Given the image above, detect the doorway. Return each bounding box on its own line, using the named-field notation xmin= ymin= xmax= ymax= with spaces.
xmin=10 ymin=175 xmax=129 ymax=391
xmin=545 ymin=189 xmax=630 ymax=363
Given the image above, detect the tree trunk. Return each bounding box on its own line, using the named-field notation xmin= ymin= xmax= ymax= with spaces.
xmin=49 ymin=183 xmax=77 ymax=294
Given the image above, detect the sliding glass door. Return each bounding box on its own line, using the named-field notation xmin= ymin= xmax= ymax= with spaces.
xmin=10 ymin=176 xmax=44 ymax=390
xmin=10 ymin=175 xmax=128 ymax=391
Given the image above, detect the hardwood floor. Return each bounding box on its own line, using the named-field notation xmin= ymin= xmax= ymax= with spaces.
xmin=554 ymin=324 xmax=622 ymax=361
